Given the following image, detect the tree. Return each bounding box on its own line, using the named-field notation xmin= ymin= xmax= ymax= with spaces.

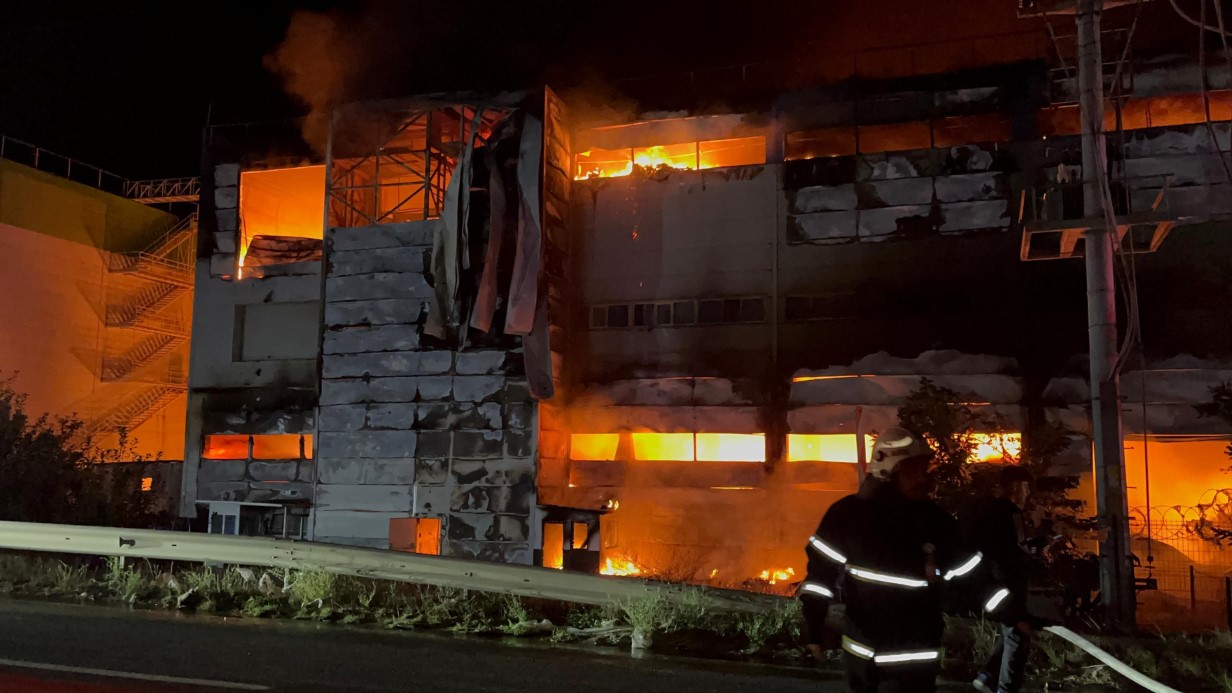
xmin=0 ymin=379 xmax=155 ymax=527
xmin=896 ymin=377 xmax=1087 ymax=521
xmin=897 ymin=378 xmax=1100 ymax=616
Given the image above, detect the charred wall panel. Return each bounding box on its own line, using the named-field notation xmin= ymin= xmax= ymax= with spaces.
xmin=316 ymin=220 xmax=534 ymax=561
xmin=538 ymin=89 xmax=573 ymax=512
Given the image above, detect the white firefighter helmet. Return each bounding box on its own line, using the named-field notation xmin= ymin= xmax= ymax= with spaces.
xmin=867 ymin=427 xmax=932 ymax=479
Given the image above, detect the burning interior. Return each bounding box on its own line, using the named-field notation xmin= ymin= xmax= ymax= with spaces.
xmin=575 ymin=115 xmax=766 ymax=179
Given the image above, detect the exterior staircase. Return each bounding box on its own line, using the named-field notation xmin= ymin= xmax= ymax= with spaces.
xmin=81 ymin=383 xmax=187 ymax=440
xmin=102 ymin=334 xmax=188 ymax=381
xmin=87 ymin=213 xmax=197 ymax=439
xmin=106 ymin=284 xmax=189 ymax=328
xmin=107 ymin=213 xmax=196 ymax=288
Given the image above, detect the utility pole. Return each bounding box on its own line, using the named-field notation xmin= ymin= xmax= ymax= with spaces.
xmin=1076 ymin=0 xmax=1135 ymax=627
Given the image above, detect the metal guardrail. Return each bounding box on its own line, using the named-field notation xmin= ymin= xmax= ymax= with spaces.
xmin=0 ymin=134 xmax=127 ymax=194
xmin=2 ymin=133 xmax=199 ymax=204
xmin=0 ymin=521 xmax=772 ymax=612
xmin=0 ymin=522 xmax=1178 ymax=690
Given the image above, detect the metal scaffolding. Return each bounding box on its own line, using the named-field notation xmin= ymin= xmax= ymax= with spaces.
xmin=325 ymin=100 xmax=510 ymax=228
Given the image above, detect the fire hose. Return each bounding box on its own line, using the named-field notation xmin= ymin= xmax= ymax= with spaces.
xmin=1041 ymin=626 xmax=1182 ymax=693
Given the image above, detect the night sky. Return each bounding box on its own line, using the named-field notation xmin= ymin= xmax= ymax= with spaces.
xmin=0 ymin=2 xmax=314 ymax=179
xmin=0 ymin=1 xmax=1195 ymax=180
xmin=0 ymin=1 xmax=804 ymax=179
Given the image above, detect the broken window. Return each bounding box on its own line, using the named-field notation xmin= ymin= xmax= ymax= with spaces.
xmin=542 ymin=522 xmax=565 ymax=569
xmin=141 ymin=477 xmax=154 ymax=492
xmin=787 ymin=114 xmax=1013 ymax=162
xmin=252 ymin=434 xmax=312 ymax=460
xmin=786 ymin=127 xmax=858 ymax=160
xmin=932 ymin=113 xmax=1012 ymax=148
xmin=695 ymin=433 xmax=766 ymax=462
xmin=575 ymin=138 xmax=766 ymax=179
xmin=202 ymin=434 xmax=312 ymax=461
xmin=700 ymin=137 xmax=766 ymax=169
xmin=631 ymin=433 xmax=696 ymax=461
xmin=787 ymin=434 xmax=874 ymax=463
xmin=575 ymin=146 xmax=634 ymax=179
xmin=389 ymin=517 xmax=442 ymax=555
xmin=238 ymin=167 xmax=326 ymax=279
xmin=634 ymin=142 xmax=698 ymax=170
xmin=570 ymin=433 xmax=620 ymax=461
xmin=201 ymin=434 xmax=249 ymax=460
xmin=858 ymin=121 xmax=932 ymax=153
xmin=618 ymin=433 xmax=767 ymax=462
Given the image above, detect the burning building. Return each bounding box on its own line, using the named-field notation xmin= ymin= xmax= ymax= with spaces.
xmin=180 ymin=3 xmax=1232 ymax=604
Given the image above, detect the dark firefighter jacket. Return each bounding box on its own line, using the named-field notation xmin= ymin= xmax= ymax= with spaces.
xmin=800 ymin=482 xmax=1011 ymax=662
xmin=961 ymin=496 xmax=1034 ymax=626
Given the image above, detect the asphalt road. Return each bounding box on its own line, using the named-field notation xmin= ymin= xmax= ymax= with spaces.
xmin=0 ymin=600 xmax=842 ymax=692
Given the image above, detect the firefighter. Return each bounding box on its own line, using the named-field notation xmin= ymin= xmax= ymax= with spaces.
xmin=799 ymin=428 xmax=1012 ymax=693
xmin=965 ymin=465 xmax=1040 ymax=693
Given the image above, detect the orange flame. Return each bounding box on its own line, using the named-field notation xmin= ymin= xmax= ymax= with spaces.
xmin=758 ymin=567 xmax=796 ymax=585
xmin=970 ymin=432 xmax=1023 ymax=463
xmin=600 ymin=557 xmax=642 ymax=577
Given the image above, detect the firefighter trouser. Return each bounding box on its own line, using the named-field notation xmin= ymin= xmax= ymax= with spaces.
xmin=844 ymin=651 xmax=939 ymax=693
xmin=981 ymin=624 xmax=1031 ymax=693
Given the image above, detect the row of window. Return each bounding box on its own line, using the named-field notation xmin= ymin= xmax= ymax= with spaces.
xmin=573 ymin=115 xmax=1012 ymax=181
xmin=588 ymin=295 xmax=885 ymax=329
xmin=570 ymin=432 xmax=866 ymax=463
xmin=574 ymin=91 xmax=1232 ymax=181
xmin=785 ymin=114 xmax=1011 ymax=161
xmin=570 ymin=432 xmax=1021 ymax=464
xmin=590 ymin=297 xmax=767 ymax=330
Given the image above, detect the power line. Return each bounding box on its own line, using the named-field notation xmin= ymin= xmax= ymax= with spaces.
xmin=1169 ymin=0 xmax=1232 ymax=37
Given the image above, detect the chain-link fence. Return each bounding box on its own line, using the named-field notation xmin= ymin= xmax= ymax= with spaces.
xmin=1131 ymin=496 xmax=1232 ymax=631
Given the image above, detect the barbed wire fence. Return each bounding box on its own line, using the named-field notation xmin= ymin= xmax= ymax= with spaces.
xmin=1130 ymin=489 xmax=1232 ymax=630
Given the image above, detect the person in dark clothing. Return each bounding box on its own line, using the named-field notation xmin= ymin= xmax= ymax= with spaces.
xmin=966 ymin=465 xmax=1039 ymax=693
xmin=800 ymin=428 xmax=1012 ymax=693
